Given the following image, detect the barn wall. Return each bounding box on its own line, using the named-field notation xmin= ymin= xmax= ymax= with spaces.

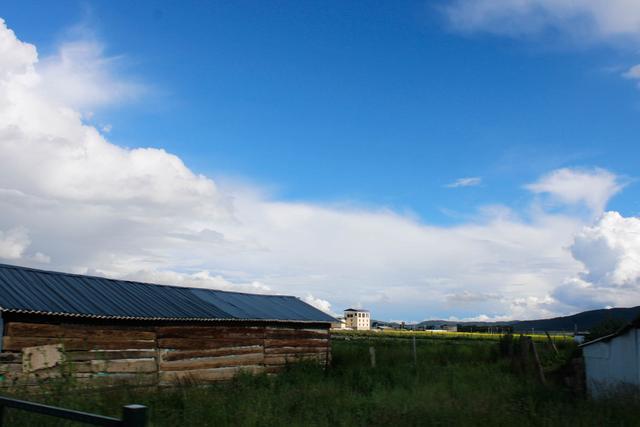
xmin=583 ymin=328 xmax=640 ymax=398
xmin=0 ymin=321 xmax=330 ymax=388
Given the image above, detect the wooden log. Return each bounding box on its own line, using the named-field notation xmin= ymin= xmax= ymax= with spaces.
xmin=263 ymin=339 xmax=329 ymax=348
xmin=159 ymin=353 xmax=264 ymax=372
xmin=264 ymin=354 xmax=323 ymax=366
xmin=0 ymin=364 xmax=22 ymax=373
xmin=264 ymin=329 xmax=329 ymax=339
xmin=530 ymin=339 xmax=546 ymax=385
xmin=160 ymin=346 xmax=262 ymax=362
xmin=0 ymin=353 xmax=21 ymax=363
xmin=159 ymin=365 xmax=264 ymax=384
xmin=91 ymin=359 xmax=157 ymax=374
xmin=6 ymin=323 xmax=155 ymax=340
xmin=157 ymin=338 xmax=263 ymax=350
xmin=3 ymin=337 xmax=156 ymax=351
xmin=156 ymin=326 xmax=265 ymax=339
xmin=264 ymin=346 xmax=329 ymax=355
xmin=545 ymin=331 xmax=559 ymax=355
xmin=72 ymin=373 xmax=158 ymax=387
xmin=67 ymin=350 xmax=157 ymax=362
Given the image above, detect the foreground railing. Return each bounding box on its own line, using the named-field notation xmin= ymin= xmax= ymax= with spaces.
xmin=0 ymin=396 xmax=147 ymax=426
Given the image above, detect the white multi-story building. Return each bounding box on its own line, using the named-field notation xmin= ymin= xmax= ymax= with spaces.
xmin=344 ymin=308 xmax=371 ymax=330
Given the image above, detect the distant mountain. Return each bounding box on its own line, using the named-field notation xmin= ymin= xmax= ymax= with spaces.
xmin=400 ymin=306 xmax=640 ymax=332
xmin=508 ymin=306 xmax=640 ymax=332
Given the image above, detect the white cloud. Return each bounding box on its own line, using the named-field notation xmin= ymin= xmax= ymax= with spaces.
xmin=444 ymin=0 xmax=640 ymax=42
xmin=552 ymin=211 xmax=640 ymax=310
xmin=302 ymin=294 xmax=334 ymax=315
xmin=0 ymin=227 xmax=30 ymax=260
xmin=623 ymin=64 xmax=640 ymax=88
xmin=0 ymin=18 xmax=635 ymax=321
xmin=526 ymin=168 xmax=622 ymax=215
xmin=446 ymin=177 xmax=482 ymax=188
xmin=623 ymin=64 xmax=640 ymax=79
xmin=37 ymin=39 xmax=145 ymax=111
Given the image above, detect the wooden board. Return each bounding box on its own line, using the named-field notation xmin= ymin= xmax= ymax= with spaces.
xmin=159 ymin=365 xmax=264 ymax=384
xmin=3 ymin=337 xmax=156 ymax=351
xmin=160 ymin=346 xmax=262 ymax=362
xmin=264 ymin=329 xmax=328 ymax=339
xmin=6 ymin=323 xmax=155 ymax=340
xmin=67 ymin=350 xmax=157 ymax=362
xmin=156 ymin=326 xmax=265 ymax=339
xmin=159 ymin=353 xmax=264 ymax=372
xmin=90 ymin=359 xmax=157 ymax=374
xmin=264 ymin=346 xmax=329 ymax=355
xmin=157 ymin=338 xmax=263 ymax=350
xmin=264 ymin=339 xmax=329 ymax=348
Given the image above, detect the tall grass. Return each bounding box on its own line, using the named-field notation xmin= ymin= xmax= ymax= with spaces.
xmin=2 ymin=338 xmax=637 ymax=426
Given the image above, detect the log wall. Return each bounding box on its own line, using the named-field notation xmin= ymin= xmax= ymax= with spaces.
xmin=0 ymin=321 xmax=330 ymax=388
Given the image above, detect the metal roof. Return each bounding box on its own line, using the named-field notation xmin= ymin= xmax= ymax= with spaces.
xmin=580 ymin=317 xmax=640 ymax=347
xmin=0 ymin=264 xmax=336 ymax=324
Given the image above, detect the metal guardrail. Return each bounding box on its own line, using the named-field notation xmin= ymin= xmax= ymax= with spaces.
xmin=0 ymin=396 xmax=147 ymax=426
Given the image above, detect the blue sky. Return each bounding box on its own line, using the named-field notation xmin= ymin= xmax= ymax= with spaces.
xmin=2 ymin=1 xmax=640 ymax=321
xmin=5 ymin=0 xmax=640 ymax=220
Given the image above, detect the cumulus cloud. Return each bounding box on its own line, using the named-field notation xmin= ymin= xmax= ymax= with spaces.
xmin=526 ymin=168 xmax=623 ymax=214
xmin=38 ymin=39 xmax=145 ymax=111
xmin=444 ymin=0 xmax=640 ymax=42
xmin=446 ymin=177 xmax=482 ymax=188
xmin=0 ymin=227 xmax=30 ymax=260
xmin=302 ymin=294 xmax=334 ymax=315
xmin=0 ymin=18 xmax=635 ymax=321
xmin=553 ymin=212 xmax=640 ymax=310
xmin=623 ymin=64 xmax=640 ymax=88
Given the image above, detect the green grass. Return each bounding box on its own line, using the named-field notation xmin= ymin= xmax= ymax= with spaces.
xmin=331 ymin=329 xmax=574 ymax=344
xmin=2 ymin=336 xmax=637 ymax=426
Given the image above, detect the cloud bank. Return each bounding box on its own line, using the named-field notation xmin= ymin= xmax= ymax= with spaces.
xmin=0 ymin=18 xmax=638 ymax=320
xmin=444 ymin=0 xmax=640 ymax=42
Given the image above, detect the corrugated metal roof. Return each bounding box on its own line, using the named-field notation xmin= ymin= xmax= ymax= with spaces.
xmin=0 ymin=264 xmax=336 ymax=324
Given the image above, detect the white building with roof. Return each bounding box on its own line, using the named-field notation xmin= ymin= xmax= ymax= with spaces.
xmin=344 ymin=308 xmax=371 ymax=330
xmin=580 ymin=318 xmax=640 ymax=398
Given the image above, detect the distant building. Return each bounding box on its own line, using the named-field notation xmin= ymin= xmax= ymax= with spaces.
xmin=580 ymin=318 xmax=640 ymax=398
xmin=344 ymin=308 xmax=371 ymax=330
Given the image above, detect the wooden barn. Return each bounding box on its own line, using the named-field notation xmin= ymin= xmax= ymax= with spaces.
xmin=0 ymin=264 xmax=335 ymax=388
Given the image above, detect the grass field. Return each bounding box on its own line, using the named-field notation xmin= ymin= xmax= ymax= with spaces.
xmin=331 ymin=328 xmax=575 ymax=343
xmin=2 ymin=334 xmax=638 ymax=426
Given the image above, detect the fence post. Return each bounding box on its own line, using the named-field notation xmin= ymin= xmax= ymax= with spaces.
xmin=412 ymin=335 xmax=417 ymax=367
xmin=369 ymin=346 xmax=376 ymax=368
xmin=121 ymin=404 xmax=147 ymax=427
xmin=545 ymin=331 xmax=559 ymax=355
xmin=0 ymin=404 xmax=4 ymax=427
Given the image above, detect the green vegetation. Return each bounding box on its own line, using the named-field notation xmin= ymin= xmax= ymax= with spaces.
xmin=3 ymin=335 xmax=638 ymax=426
xmin=331 ymin=329 xmax=574 ymax=343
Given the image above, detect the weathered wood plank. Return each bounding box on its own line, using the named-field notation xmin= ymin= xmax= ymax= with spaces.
xmin=156 ymin=326 xmax=265 ymax=339
xmin=0 ymin=364 xmax=22 ymax=373
xmin=264 ymin=346 xmax=329 ymax=355
xmin=0 ymin=352 xmax=21 ymax=363
xmin=157 ymin=338 xmax=263 ymax=350
xmin=160 ymin=346 xmax=262 ymax=362
xmin=159 ymin=365 xmax=264 ymax=384
xmin=91 ymin=359 xmax=157 ymax=374
xmin=67 ymin=350 xmax=157 ymax=362
xmin=264 ymin=354 xmax=324 ymax=365
xmin=264 ymin=329 xmax=328 ymax=339
xmin=6 ymin=323 xmax=155 ymax=340
xmin=3 ymin=337 xmax=155 ymax=351
xmin=264 ymin=339 xmax=329 ymax=348
xmin=159 ymin=353 xmax=264 ymax=372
